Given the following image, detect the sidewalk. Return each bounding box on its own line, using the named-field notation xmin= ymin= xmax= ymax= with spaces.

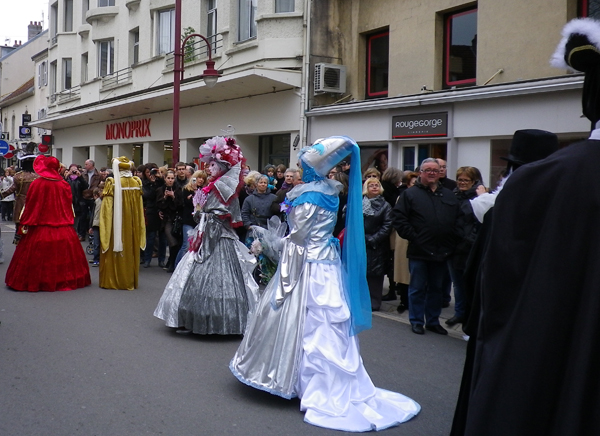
xmin=375 ymin=286 xmax=468 ymax=341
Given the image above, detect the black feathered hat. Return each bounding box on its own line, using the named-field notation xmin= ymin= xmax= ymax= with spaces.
xmin=501 ymin=130 xmax=559 ymax=169
xmin=552 ymin=18 xmax=600 ymax=129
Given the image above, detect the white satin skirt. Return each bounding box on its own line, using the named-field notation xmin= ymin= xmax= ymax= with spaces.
xmin=231 ymin=260 xmax=420 ymax=431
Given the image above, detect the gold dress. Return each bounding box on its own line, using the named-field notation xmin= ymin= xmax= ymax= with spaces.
xmin=99 ymin=174 xmax=146 ymax=290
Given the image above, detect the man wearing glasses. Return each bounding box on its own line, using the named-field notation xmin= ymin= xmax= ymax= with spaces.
xmin=392 ymin=158 xmax=461 ymax=335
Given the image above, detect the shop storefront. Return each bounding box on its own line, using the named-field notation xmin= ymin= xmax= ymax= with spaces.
xmin=307 ymin=76 xmax=589 ymax=188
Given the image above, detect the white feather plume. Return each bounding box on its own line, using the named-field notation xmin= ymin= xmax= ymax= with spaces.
xmin=551 ymin=18 xmax=600 ymax=71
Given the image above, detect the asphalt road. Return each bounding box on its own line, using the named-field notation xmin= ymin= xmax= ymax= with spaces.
xmin=0 ymin=226 xmax=467 ymax=436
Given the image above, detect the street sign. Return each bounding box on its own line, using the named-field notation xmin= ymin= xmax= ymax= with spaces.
xmin=4 ymin=144 xmax=15 ymax=159
xmin=38 ymin=143 xmax=49 ymax=153
xmin=19 ymin=126 xmax=32 ymax=138
xmin=22 ymin=114 xmax=32 ymax=125
xmin=0 ymin=133 xmax=9 ymax=140
xmin=0 ymin=140 xmax=9 ymax=156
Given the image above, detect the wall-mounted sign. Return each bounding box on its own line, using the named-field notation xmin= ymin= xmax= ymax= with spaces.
xmin=22 ymin=114 xmax=32 ymax=125
xmin=106 ymin=118 xmax=151 ymax=141
xmin=19 ymin=126 xmax=32 ymax=138
xmin=392 ymin=112 xmax=448 ymax=138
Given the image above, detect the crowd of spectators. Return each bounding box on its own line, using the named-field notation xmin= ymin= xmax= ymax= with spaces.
xmin=2 ymin=154 xmax=484 ymax=319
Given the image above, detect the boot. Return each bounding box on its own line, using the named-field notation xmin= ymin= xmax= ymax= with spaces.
xmin=396 ymin=283 xmax=409 ymax=313
xmin=382 ymin=282 xmax=398 ymax=301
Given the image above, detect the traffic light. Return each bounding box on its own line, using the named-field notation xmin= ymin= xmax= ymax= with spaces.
xmin=41 ymin=134 xmax=53 ymax=146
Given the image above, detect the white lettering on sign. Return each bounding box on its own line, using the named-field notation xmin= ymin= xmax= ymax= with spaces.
xmin=395 ymin=118 xmax=444 ymax=130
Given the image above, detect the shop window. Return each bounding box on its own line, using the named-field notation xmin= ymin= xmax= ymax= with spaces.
xmin=157 ymin=8 xmax=175 ymax=55
xmin=239 ymin=0 xmax=257 ymax=42
xmin=276 ymin=0 xmax=294 ymax=13
xmin=403 ymin=147 xmax=416 ymax=171
xmin=579 ymin=0 xmax=600 ymax=18
xmin=63 ymin=58 xmax=72 ymax=90
xmin=259 ymin=134 xmax=290 ymax=169
xmin=444 ymin=7 xmax=477 ymax=88
xmin=98 ymin=39 xmax=115 ymax=77
xmin=366 ymin=31 xmax=389 ymax=99
xmin=64 ymin=0 xmax=73 ymax=32
xmin=207 ymin=0 xmax=218 ymax=53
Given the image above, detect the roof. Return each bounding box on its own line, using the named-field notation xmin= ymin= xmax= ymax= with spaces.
xmin=0 ymin=78 xmax=35 ymax=106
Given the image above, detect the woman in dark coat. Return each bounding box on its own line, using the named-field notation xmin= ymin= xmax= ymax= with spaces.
xmin=445 ymin=166 xmax=483 ymax=327
xmin=156 ymin=170 xmax=183 ymax=273
xmin=141 ymin=164 xmax=166 ymax=268
xmin=380 ymin=167 xmax=403 ymax=301
xmin=363 ymin=178 xmax=393 ymax=311
xmin=241 ymin=175 xmax=276 ymax=229
xmin=65 ymin=164 xmax=89 ymax=240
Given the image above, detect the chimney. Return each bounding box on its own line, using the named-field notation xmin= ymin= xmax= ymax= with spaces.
xmin=28 ymin=21 xmax=43 ymax=40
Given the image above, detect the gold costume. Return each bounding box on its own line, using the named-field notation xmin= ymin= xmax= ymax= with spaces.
xmin=99 ymin=160 xmax=146 ymax=290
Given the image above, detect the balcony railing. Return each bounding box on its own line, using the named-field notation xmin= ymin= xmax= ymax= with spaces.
xmin=164 ymin=34 xmax=223 ymax=71
xmin=51 ymin=85 xmax=81 ymax=103
xmin=101 ymin=66 xmax=132 ymax=89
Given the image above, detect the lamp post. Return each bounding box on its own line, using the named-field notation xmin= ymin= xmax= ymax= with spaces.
xmin=172 ymin=0 xmax=221 ymax=164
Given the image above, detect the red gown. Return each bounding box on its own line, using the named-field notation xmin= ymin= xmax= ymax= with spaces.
xmin=5 ymin=176 xmax=91 ymax=292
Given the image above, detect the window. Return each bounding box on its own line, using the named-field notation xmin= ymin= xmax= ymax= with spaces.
xmin=38 ymin=61 xmax=48 ymax=88
xmin=81 ymin=53 xmax=88 ymax=82
xmin=63 ymin=58 xmax=72 ymax=89
xmin=50 ymin=60 xmax=57 ymax=97
xmin=64 ymin=0 xmax=73 ymax=32
xmin=50 ymin=3 xmax=58 ymax=38
xmin=444 ymin=8 xmax=477 ymax=88
xmin=579 ymin=0 xmax=600 ymax=18
xmin=276 ymin=0 xmax=294 ymax=13
xmin=98 ymin=0 xmax=115 ymax=6
xmin=238 ymin=0 xmax=257 ymax=41
xmin=82 ymin=0 xmax=89 ymax=24
xmin=259 ymin=134 xmax=290 ymax=169
xmin=98 ymin=40 xmax=115 ymax=77
xmin=130 ymin=29 xmax=139 ymax=65
xmin=37 ymin=109 xmax=47 ymax=135
xmin=157 ymin=9 xmax=175 ymax=55
xmin=207 ymin=0 xmax=217 ymax=52
xmin=366 ymin=31 xmax=389 ymax=98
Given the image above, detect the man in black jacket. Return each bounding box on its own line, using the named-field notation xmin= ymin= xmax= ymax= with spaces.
xmin=392 ymin=157 xmax=461 ymax=335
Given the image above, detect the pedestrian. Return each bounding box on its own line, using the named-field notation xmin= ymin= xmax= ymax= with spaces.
xmin=88 ymin=187 xmax=103 ymax=267
xmin=230 ymin=136 xmax=420 ymax=431
xmin=274 ymin=163 xmax=286 ymax=192
xmin=65 ymin=164 xmax=88 ymax=241
xmin=156 ymin=170 xmax=183 ymax=273
xmin=445 ymin=166 xmax=483 ymax=327
xmin=1 ymin=168 xmax=15 ymax=221
xmin=270 ymin=168 xmax=298 ymax=219
xmin=362 ymin=177 xmax=393 ymax=311
xmin=174 ymin=170 xmax=206 ymax=268
xmin=380 ymin=167 xmax=403 ymax=301
xmin=99 ymin=157 xmax=146 ymax=290
xmin=6 ymin=155 xmax=91 ymax=292
xmin=392 ymin=158 xmax=461 ymax=335
xmin=154 ymin=136 xmax=259 ymax=335
xmin=263 ymin=164 xmax=277 ymax=191
xmin=241 ymin=175 xmax=277 ymax=230
xmin=141 ymin=164 xmax=166 ymax=268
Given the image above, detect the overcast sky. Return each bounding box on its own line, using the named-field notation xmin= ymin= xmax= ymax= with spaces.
xmin=0 ymin=1 xmax=49 ymax=47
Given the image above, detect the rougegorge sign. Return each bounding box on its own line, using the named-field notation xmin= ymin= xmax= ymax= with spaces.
xmin=392 ymin=112 xmax=448 ymax=138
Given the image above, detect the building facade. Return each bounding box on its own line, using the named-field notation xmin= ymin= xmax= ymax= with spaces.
xmin=0 ymin=26 xmax=48 ymax=165
xmin=306 ymin=0 xmax=595 ymax=186
xmin=32 ymin=0 xmax=307 ymax=170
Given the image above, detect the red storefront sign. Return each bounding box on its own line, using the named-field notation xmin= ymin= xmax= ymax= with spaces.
xmin=106 ymin=118 xmax=151 ymax=141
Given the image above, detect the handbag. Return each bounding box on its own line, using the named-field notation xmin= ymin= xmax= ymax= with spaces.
xmin=171 ymin=214 xmax=183 ymax=238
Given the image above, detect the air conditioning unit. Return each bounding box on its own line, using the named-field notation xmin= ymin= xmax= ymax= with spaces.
xmin=314 ymin=63 xmax=346 ymax=94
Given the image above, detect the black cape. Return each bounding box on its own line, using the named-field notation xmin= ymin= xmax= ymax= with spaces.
xmin=454 ymin=139 xmax=600 ymax=436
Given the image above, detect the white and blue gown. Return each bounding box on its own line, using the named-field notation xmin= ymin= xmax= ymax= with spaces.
xmin=230 ymin=180 xmax=420 ymax=431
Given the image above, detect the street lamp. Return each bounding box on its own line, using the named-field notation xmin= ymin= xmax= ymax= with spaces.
xmin=172 ymin=0 xmax=221 ymax=164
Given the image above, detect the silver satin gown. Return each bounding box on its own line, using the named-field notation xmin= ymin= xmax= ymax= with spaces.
xmin=154 ymin=163 xmax=258 ymax=335
xmin=230 ymin=180 xmax=420 ymax=432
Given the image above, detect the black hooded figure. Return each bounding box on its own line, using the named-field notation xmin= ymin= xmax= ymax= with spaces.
xmin=450 ymin=18 xmax=600 ymax=436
